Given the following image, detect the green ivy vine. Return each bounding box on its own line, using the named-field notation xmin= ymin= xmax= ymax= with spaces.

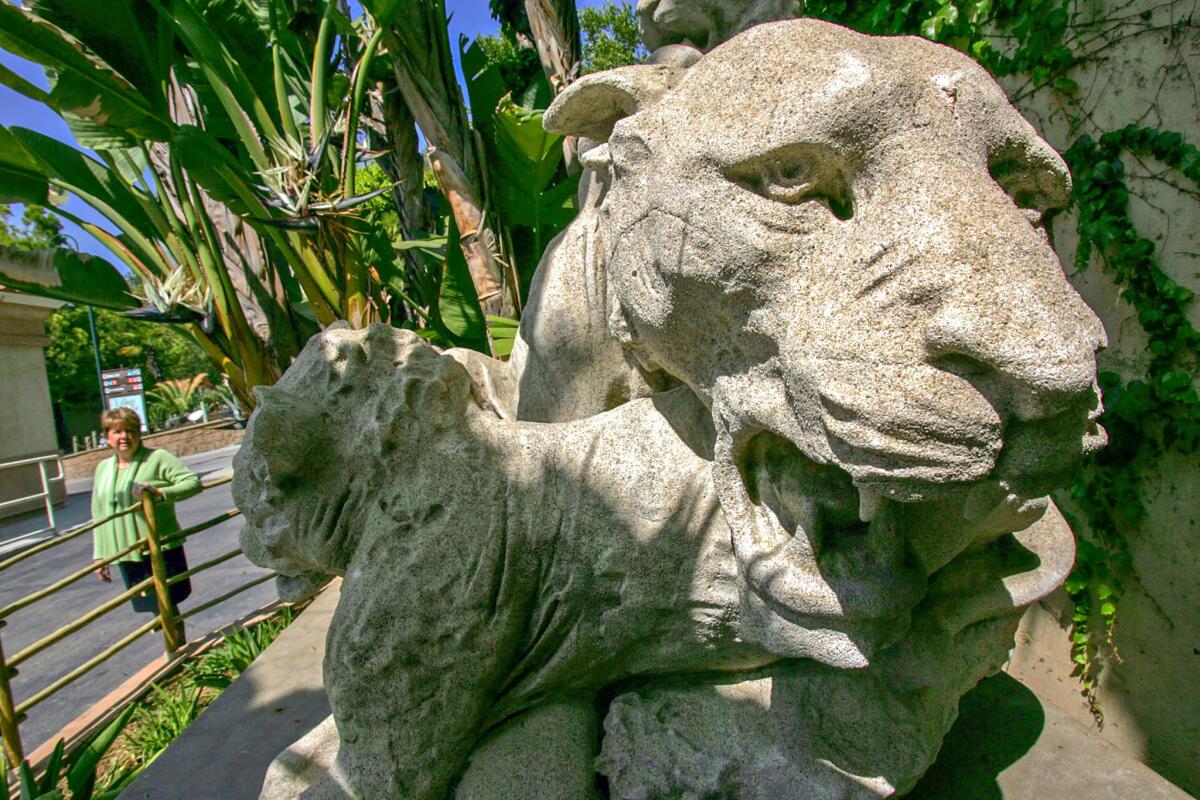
xmin=805 ymin=0 xmax=1079 ymax=86
xmin=805 ymin=0 xmax=1200 ymax=715
xmin=1060 ymin=127 xmax=1200 ymax=711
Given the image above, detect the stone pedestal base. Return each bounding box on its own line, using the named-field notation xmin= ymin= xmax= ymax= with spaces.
xmin=256 ymin=673 xmax=1193 ymax=800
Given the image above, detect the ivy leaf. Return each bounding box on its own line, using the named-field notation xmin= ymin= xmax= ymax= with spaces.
xmin=1179 ymin=150 xmax=1200 ymax=176
xmin=1053 ymin=77 xmax=1080 ymax=96
xmin=920 ymin=3 xmax=959 ymax=39
xmin=1064 ymin=575 xmax=1089 ymax=595
xmin=1158 ymin=371 xmax=1198 ymax=402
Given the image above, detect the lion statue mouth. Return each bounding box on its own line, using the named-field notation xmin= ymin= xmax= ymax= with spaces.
xmin=709 ymin=363 xmax=1105 ymax=668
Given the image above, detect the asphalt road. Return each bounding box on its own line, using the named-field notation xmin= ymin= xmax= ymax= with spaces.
xmin=0 ymin=445 xmax=278 ymax=752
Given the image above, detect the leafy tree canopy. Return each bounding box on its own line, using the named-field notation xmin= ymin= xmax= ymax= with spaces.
xmin=0 ymin=204 xmax=65 ymax=249
xmin=476 ymin=30 xmax=543 ymax=97
xmin=45 ymin=306 xmax=216 ymax=407
xmin=489 ymin=0 xmax=532 ymax=39
xmin=483 ymin=1 xmax=645 ymax=93
xmin=580 ymin=1 xmax=644 ymax=73
xmin=0 ymin=205 xmax=211 ymax=408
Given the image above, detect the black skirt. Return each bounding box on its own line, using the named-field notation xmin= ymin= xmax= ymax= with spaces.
xmin=117 ymin=547 xmax=193 ymax=614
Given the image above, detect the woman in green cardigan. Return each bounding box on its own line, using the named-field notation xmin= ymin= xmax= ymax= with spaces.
xmin=92 ymin=407 xmax=202 ymax=613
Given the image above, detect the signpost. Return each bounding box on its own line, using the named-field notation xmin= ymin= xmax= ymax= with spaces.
xmin=101 ymin=367 xmax=149 ymax=430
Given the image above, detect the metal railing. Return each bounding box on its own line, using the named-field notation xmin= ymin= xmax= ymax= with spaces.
xmin=0 ymin=476 xmax=271 ymax=771
xmin=0 ymin=454 xmax=65 ymax=551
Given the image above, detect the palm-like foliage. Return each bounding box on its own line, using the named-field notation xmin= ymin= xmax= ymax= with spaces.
xmin=146 ymin=371 xmax=213 ymax=425
xmin=199 ymin=378 xmax=245 ymax=423
xmin=0 ymin=0 xmax=584 ymax=403
xmin=186 ymin=607 xmax=293 ymax=689
xmin=1 ymin=705 xmax=137 ymax=800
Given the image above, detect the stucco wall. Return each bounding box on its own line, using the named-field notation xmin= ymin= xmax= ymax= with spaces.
xmin=1000 ymin=0 xmax=1200 ymax=793
xmin=0 ymin=292 xmax=66 ymax=519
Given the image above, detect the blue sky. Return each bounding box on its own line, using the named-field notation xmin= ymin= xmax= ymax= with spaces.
xmin=0 ymin=0 xmax=612 ymax=258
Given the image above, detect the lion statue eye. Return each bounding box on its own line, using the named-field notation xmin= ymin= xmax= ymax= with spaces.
xmin=726 ymin=145 xmax=855 ymax=220
xmin=761 ymin=161 xmax=816 ymax=203
xmin=988 ymin=143 xmax=1071 ymax=230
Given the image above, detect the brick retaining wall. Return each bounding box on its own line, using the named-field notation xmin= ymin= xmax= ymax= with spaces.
xmin=63 ymin=421 xmax=245 ymax=481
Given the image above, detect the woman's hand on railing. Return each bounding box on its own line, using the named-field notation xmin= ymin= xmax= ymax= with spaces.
xmin=93 ymin=560 xmax=111 ymax=583
xmin=131 ymin=483 xmax=164 ymax=500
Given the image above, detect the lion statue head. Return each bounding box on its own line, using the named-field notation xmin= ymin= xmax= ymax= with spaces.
xmin=541 ymin=18 xmax=1106 ymax=666
xmin=232 ymin=324 xmax=486 ymax=602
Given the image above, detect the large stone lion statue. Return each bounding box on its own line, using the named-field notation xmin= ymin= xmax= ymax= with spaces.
xmin=234 ymin=15 xmax=1106 ymax=800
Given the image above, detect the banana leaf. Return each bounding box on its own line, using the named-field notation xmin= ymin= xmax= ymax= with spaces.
xmin=487 ymin=101 xmax=579 ymax=301
xmin=104 ymin=146 xmax=150 ymax=188
xmin=161 ymin=0 xmax=281 ymax=164
xmin=392 ymin=236 xmax=447 ymax=258
xmin=0 ymin=246 xmax=138 ymax=309
xmin=0 ymin=126 xmax=50 ymax=204
xmin=490 ymin=102 xmax=577 ymax=232
xmin=0 ymin=60 xmax=50 ymax=103
xmin=10 ymin=126 xmax=157 ymax=236
xmin=0 ymin=3 xmax=170 ymax=140
xmin=436 ymin=217 xmax=487 ymax=352
xmin=183 ymin=0 xmax=285 ymax=110
xmin=487 ymin=314 xmax=520 ymax=359
xmin=359 ymin=0 xmax=406 ymax=28
xmin=460 ymin=40 xmax=578 ymax=302
xmin=460 ymin=37 xmax=506 ymax=146
xmin=171 ymin=124 xmax=252 ymax=212
xmin=61 ymin=112 xmax=141 ymax=151
xmin=29 ymin=0 xmax=175 ymax=116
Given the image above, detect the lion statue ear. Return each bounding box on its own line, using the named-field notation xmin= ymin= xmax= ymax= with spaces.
xmin=543 ymin=64 xmax=686 ymax=142
xmin=248 ymin=385 xmax=325 ymax=485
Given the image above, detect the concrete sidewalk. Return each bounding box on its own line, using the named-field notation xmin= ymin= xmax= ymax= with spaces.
xmin=122 ymin=581 xmax=1193 ymax=800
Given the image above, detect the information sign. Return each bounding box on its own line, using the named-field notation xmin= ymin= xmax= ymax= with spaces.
xmin=101 ymin=367 xmax=149 ymax=431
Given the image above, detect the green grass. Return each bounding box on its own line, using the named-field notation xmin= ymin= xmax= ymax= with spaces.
xmin=94 ymin=608 xmax=296 ymax=791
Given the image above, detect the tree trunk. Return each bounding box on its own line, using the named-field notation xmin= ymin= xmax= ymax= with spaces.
xmin=525 ymin=0 xmax=582 ymax=170
xmin=381 ymin=2 xmax=510 ymax=318
xmin=153 ymin=74 xmax=310 ymax=403
xmin=371 ymin=78 xmax=427 ymax=237
xmin=525 ymin=0 xmax=581 ymax=94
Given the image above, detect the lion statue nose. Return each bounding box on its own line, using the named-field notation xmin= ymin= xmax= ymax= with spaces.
xmin=921 ymin=239 xmax=1106 ymax=424
xmin=924 ymin=294 xmax=1104 ymax=421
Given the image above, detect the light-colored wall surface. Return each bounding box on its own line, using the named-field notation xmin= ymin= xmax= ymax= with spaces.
xmin=0 ymin=346 xmax=58 ymax=455
xmin=0 ymin=292 xmax=66 ymax=518
xmin=1001 ymin=0 xmax=1200 ymax=792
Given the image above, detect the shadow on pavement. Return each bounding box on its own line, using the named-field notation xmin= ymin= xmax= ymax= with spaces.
xmin=906 ymin=672 xmax=1045 ymax=799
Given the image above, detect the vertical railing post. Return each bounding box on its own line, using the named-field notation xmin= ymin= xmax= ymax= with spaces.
xmin=38 ymin=460 xmax=57 ymax=534
xmin=0 ymin=622 xmax=25 ymax=771
xmin=141 ymin=493 xmax=183 ymax=655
